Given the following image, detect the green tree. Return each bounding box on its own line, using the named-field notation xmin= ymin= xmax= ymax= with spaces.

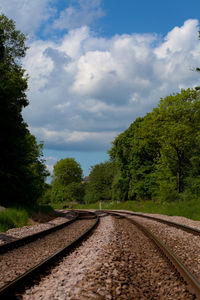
xmin=110 ymin=88 xmax=200 ymax=202
xmin=151 ymin=89 xmax=200 ymax=196
xmin=65 ymin=182 xmax=85 ymax=203
xmin=51 ymin=158 xmax=83 ymax=203
xmin=0 ymin=14 xmax=48 ymax=206
xmin=52 ymin=158 xmax=82 ymax=185
xmin=84 ymin=161 xmax=116 ymax=203
xmin=110 ymin=117 xmax=159 ymax=201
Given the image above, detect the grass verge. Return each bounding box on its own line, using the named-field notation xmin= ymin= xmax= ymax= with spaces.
xmin=54 ymin=199 xmax=200 ymax=221
xmin=0 ymin=204 xmax=55 ymax=232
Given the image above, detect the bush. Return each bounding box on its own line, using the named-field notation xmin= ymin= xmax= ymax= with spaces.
xmin=0 ymin=208 xmax=29 ymax=231
xmin=0 ymin=204 xmax=54 ymax=232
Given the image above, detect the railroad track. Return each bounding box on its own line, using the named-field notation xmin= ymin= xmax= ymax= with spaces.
xmin=106 ymin=210 xmax=200 ymax=298
xmin=108 ymin=209 xmax=200 ymax=235
xmin=0 ymin=211 xmax=99 ymax=298
xmin=0 ymin=210 xmax=78 ymax=254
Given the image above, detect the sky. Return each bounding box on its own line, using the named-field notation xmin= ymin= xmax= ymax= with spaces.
xmin=1 ymin=0 xmax=200 ymax=177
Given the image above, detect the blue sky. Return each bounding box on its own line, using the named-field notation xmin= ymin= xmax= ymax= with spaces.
xmin=1 ymin=0 xmax=200 ymax=177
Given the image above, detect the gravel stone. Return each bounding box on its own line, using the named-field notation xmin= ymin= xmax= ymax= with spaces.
xmin=0 ymin=218 xmax=95 ymax=288
xmin=20 ymin=215 xmax=195 ymax=299
xmin=0 ymin=210 xmax=76 ymax=245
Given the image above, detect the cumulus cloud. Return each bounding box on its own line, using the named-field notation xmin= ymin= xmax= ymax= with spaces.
xmin=30 ymin=127 xmax=117 ymax=151
xmin=0 ymin=0 xmax=53 ymax=35
xmin=0 ymin=0 xmax=105 ymax=38
xmin=22 ymin=19 xmax=200 ymax=152
xmin=45 ymin=156 xmax=58 ymax=174
xmin=53 ymin=0 xmax=105 ymax=30
xmin=1 ymin=0 xmax=199 ymax=153
xmin=155 ymin=19 xmax=199 ymax=58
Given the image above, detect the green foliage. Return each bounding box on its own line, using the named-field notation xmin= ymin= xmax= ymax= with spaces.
xmin=37 ymin=184 xmax=52 ymax=205
xmin=111 ymin=173 xmax=129 ymax=202
xmin=65 ymin=182 xmax=85 ymax=203
xmin=0 ymin=14 xmax=49 ymax=206
xmin=84 ymin=161 xmax=116 ymax=203
xmin=51 ymin=158 xmax=84 ymax=203
xmin=0 ymin=14 xmax=27 ymax=63
xmin=52 ymin=158 xmax=82 ymax=185
xmin=0 ymin=204 xmax=54 ymax=232
xmin=152 ymin=89 xmax=200 ymax=195
xmin=110 ymin=116 xmax=159 ymax=201
xmin=0 ymin=208 xmax=28 ymax=231
xmin=71 ymin=199 xmax=200 ymax=221
xmin=84 ymin=161 xmax=114 ymax=203
xmin=110 ymin=88 xmax=200 ymax=202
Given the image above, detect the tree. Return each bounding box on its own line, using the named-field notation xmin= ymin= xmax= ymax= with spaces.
xmin=51 ymin=158 xmax=83 ymax=203
xmin=109 ymin=88 xmax=200 ymax=202
xmin=109 ymin=117 xmax=159 ymax=201
xmin=0 ymin=14 xmax=48 ymax=206
xmin=151 ymin=89 xmax=200 ymax=195
xmin=84 ymin=161 xmax=116 ymax=203
xmin=52 ymin=158 xmax=82 ymax=185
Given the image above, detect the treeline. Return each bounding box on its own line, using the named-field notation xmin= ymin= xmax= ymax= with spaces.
xmin=49 ymin=88 xmax=200 ymax=205
xmin=110 ymin=88 xmax=200 ymax=202
xmin=48 ymin=158 xmax=117 ymax=205
xmin=0 ymin=14 xmax=49 ymax=207
xmin=89 ymin=88 xmax=200 ymax=203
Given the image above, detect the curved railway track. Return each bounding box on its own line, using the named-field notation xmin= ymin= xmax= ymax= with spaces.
xmin=1 ymin=209 xmax=199 ymax=298
xmin=0 ymin=210 xmax=78 ymax=254
xmin=106 ymin=210 xmax=200 ymax=298
xmin=0 ymin=211 xmax=99 ymax=298
xmin=109 ymin=209 xmax=200 ymax=235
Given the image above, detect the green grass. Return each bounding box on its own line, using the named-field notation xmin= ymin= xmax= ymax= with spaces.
xmin=61 ymin=199 xmax=200 ymax=221
xmin=0 ymin=204 xmax=55 ymax=232
xmin=5 ymin=197 xmax=198 ymax=233
xmin=0 ymin=208 xmax=29 ymax=232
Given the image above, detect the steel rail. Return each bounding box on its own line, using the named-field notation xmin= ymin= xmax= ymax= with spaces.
xmin=106 ymin=209 xmax=200 ymax=236
xmin=0 ymin=211 xmax=79 ymax=254
xmin=108 ymin=211 xmax=200 ymax=298
xmin=0 ymin=211 xmax=99 ymax=298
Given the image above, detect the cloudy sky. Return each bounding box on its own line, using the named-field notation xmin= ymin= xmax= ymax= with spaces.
xmin=1 ymin=0 xmax=200 ymax=176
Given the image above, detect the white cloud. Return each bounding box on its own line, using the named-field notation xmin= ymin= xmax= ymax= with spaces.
xmin=22 ymin=19 xmax=200 ymax=152
xmin=0 ymin=0 xmax=105 ymax=38
xmin=31 ymin=127 xmax=117 ymax=151
xmin=53 ymin=0 xmax=105 ymax=30
xmin=45 ymin=156 xmax=58 ymax=173
xmin=0 ymin=0 xmax=53 ymax=35
xmin=1 ymin=0 xmax=199 ymax=153
xmin=155 ymin=20 xmax=199 ymax=58
xmin=23 ymin=19 xmax=200 ymax=150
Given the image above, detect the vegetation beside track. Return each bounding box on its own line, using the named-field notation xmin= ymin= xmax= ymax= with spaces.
xmin=53 ymin=199 xmax=200 ymax=221
xmin=0 ymin=205 xmax=55 ymax=232
xmin=1 ymin=198 xmax=200 ymax=232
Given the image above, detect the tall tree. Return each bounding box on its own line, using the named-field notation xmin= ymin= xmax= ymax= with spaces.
xmin=51 ymin=158 xmax=84 ymax=203
xmin=110 ymin=117 xmax=159 ymax=201
xmin=84 ymin=161 xmax=116 ymax=203
xmin=152 ymin=89 xmax=200 ymax=195
xmin=0 ymin=14 xmax=48 ymax=206
xmin=109 ymin=88 xmax=200 ymax=202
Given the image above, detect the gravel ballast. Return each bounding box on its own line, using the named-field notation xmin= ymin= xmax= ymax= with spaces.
xmin=126 ymin=213 xmax=200 ymax=282
xmin=0 ymin=210 xmax=77 ymax=245
xmin=22 ymin=216 xmax=115 ymax=299
xmin=0 ymin=218 xmax=95 ymax=288
xmin=20 ymin=215 xmax=194 ymax=299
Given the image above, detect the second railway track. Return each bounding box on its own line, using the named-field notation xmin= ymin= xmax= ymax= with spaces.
xmin=0 ymin=210 xmax=99 ymax=298
xmin=109 ymin=209 xmax=200 ymax=235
